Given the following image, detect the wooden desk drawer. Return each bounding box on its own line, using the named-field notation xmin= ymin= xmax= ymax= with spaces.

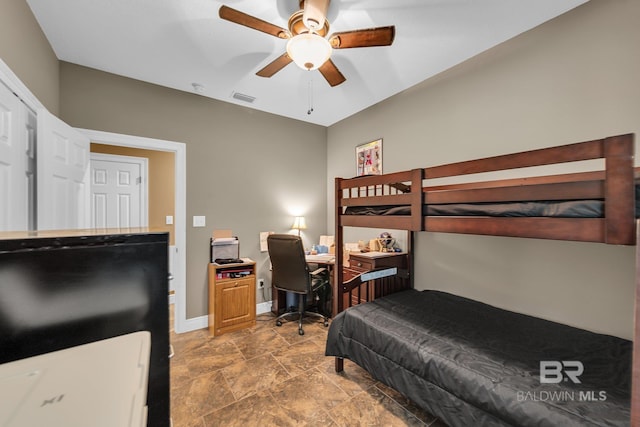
xmin=349 ymin=258 xmax=373 ymax=271
xmin=349 ymin=253 xmax=407 ymax=271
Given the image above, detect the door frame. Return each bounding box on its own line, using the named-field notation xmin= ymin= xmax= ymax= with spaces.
xmin=0 ymin=58 xmax=190 ymax=334
xmin=79 ymin=129 xmax=189 ymax=334
xmin=90 ymin=152 xmax=149 ymax=228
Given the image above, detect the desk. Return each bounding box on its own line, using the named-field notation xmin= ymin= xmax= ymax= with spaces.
xmin=271 ymin=254 xmax=335 ymax=315
xmin=305 ymin=254 xmax=336 ymax=265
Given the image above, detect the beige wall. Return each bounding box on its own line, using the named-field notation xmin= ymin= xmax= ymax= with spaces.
xmin=90 ymin=144 xmax=176 ymax=245
xmin=328 ymin=0 xmax=640 ymax=339
xmin=59 ymin=62 xmax=327 ymax=318
xmin=0 ymin=0 xmax=59 ymax=114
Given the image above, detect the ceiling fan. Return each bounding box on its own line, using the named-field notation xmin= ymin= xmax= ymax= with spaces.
xmin=219 ymin=0 xmax=395 ymax=87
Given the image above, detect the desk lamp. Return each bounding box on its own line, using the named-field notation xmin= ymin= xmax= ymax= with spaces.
xmin=291 ymin=216 xmax=307 ymax=236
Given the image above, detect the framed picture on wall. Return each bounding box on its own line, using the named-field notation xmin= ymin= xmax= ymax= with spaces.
xmin=356 ymin=138 xmax=382 ymax=176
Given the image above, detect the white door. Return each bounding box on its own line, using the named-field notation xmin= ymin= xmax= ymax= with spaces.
xmin=0 ymin=83 xmax=31 ymax=231
xmin=90 ymin=153 xmax=148 ymax=228
xmin=37 ymin=109 xmax=90 ymax=230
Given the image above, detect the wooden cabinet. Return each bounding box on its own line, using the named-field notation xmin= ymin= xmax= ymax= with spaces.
xmin=208 ymin=259 xmax=256 ymax=336
xmin=344 ymin=252 xmax=409 ymax=306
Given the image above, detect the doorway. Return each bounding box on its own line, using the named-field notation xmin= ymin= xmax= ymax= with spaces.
xmin=79 ymin=129 xmax=188 ymax=334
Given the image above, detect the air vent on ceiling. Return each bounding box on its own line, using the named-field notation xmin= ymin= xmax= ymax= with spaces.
xmin=231 ymin=92 xmax=256 ymax=104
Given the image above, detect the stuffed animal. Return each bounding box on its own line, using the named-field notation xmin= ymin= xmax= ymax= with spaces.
xmin=379 ymin=232 xmax=401 ymax=252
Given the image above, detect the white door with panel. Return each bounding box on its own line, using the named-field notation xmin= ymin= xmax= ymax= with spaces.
xmin=0 ymin=83 xmax=36 ymax=231
xmin=37 ymin=109 xmax=91 ymax=230
xmin=90 ymin=153 xmax=148 ymax=228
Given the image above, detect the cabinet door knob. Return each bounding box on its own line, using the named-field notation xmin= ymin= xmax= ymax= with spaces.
xmin=357 ymin=262 xmax=362 ymax=267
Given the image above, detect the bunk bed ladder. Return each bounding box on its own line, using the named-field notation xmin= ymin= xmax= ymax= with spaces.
xmin=334 ymin=176 xmax=344 ymax=318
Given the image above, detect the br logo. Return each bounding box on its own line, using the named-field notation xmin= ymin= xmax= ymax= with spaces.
xmin=539 ymin=361 xmax=583 ymax=384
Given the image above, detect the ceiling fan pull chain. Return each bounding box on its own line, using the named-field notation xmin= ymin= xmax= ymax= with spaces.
xmin=307 ymin=80 xmax=314 ymax=115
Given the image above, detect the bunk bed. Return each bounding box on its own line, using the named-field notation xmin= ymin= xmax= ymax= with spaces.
xmin=325 ymin=134 xmax=637 ymax=427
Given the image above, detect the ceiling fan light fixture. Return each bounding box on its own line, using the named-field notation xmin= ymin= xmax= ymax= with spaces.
xmin=286 ymin=33 xmax=332 ymax=71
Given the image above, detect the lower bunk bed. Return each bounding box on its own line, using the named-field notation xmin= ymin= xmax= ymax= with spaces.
xmin=325 ymin=288 xmax=631 ymax=427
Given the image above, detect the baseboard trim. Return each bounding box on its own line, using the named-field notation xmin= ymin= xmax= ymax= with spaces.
xmin=177 ymin=301 xmax=272 ymax=334
xmin=180 ymin=315 xmax=208 ymax=333
xmin=257 ymin=301 xmax=273 ymax=315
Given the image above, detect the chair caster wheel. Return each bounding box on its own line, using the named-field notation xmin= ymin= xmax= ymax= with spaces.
xmin=276 ymin=320 xmax=282 ymax=327
xmin=298 ymin=328 xmax=304 ymax=336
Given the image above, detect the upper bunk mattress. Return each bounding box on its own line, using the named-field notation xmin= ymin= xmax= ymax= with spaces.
xmin=345 ymin=199 xmax=640 ymax=217
xmin=325 ymin=289 xmax=631 ymax=426
xmin=344 ymin=186 xmax=640 ymax=217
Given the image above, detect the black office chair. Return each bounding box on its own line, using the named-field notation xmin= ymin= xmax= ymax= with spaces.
xmin=267 ymin=234 xmax=329 ymax=335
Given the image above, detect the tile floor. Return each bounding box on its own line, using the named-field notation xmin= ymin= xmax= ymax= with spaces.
xmin=169 ymin=308 xmax=448 ymax=427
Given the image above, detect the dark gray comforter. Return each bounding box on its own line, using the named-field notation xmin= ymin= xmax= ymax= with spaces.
xmin=325 ymin=290 xmax=631 ymax=427
xmin=344 ymin=200 xmax=606 ymax=218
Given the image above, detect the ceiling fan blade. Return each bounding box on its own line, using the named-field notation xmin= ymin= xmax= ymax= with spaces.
xmin=256 ymin=53 xmax=293 ymax=78
xmin=219 ymin=5 xmax=290 ymax=39
xmin=329 ymin=26 xmax=395 ymax=49
xmin=318 ymin=59 xmax=346 ymax=87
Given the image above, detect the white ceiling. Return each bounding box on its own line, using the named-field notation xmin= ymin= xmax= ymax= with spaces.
xmin=26 ymin=0 xmax=587 ymax=127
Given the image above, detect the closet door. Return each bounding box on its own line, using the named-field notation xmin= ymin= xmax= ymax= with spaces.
xmin=37 ymin=109 xmax=90 ymax=230
xmin=0 ymin=83 xmax=29 ymax=231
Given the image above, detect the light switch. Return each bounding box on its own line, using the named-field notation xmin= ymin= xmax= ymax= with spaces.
xmin=166 ymin=215 xmax=174 ymax=225
xmin=193 ymin=216 xmax=206 ymax=227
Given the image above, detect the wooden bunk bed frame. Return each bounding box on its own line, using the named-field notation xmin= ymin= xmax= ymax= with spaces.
xmin=332 ymin=133 xmax=639 ymax=425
